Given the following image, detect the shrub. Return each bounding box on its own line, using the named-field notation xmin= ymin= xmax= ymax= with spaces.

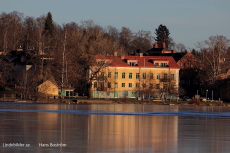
xmin=189 ymin=98 xmax=201 ymax=105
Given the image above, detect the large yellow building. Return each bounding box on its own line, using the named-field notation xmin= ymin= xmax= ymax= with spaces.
xmin=91 ymin=53 xmax=180 ymax=99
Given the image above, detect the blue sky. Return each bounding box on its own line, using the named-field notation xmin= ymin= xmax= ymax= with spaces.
xmin=1 ymin=0 xmax=230 ymax=49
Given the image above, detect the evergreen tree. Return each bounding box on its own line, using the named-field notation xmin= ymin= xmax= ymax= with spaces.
xmin=155 ymin=24 xmax=170 ymax=47
xmin=43 ymin=12 xmax=54 ymax=37
xmin=42 ymin=12 xmax=55 ymax=56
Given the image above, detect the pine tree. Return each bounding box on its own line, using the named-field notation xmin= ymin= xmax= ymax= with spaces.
xmin=155 ymin=24 xmax=170 ymax=47
xmin=42 ymin=12 xmax=55 ymax=55
xmin=43 ymin=12 xmax=54 ymax=37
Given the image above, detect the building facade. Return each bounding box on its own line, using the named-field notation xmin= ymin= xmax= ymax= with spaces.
xmin=37 ymin=78 xmax=59 ymax=97
xmin=91 ymin=53 xmax=180 ymax=99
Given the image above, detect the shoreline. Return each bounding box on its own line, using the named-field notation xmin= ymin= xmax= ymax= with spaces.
xmin=0 ymin=98 xmax=229 ymax=106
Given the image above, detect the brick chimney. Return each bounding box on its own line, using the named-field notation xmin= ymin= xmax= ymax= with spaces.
xmin=153 ymin=43 xmax=158 ymax=48
xmin=139 ymin=53 xmax=143 ymax=57
xmin=162 ymin=43 xmax=166 ymax=48
xmin=113 ymin=52 xmax=117 ymax=56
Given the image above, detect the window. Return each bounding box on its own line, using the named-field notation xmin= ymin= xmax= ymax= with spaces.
xmin=129 ymin=73 xmax=132 ymax=79
xmin=114 ymin=83 xmax=118 ymax=88
xmin=149 ymin=84 xmax=153 ymax=89
xmin=156 ymin=73 xmax=160 ymax=79
xmin=142 ymin=83 xmax=146 ymax=88
xmin=129 ymin=62 xmax=136 ymax=66
xmin=121 ymin=83 xmax=125 ymax=87
xmin=170 ymin=74 xmax=174 ymax=80
xmin=156 ymin=84 xmax=160 ymax=89
xmin=108 ymin=72 xmax=111 ymax=78
xmin=129 ymin=83 xmax=132 ymax=88
xmin=122 ymin=72 xmax=125 ymax=79
xmin=149 ymin=73 xmax=153 ymax=79
xmin=163 ymin=84 xmax=167 ymax=91
xmin=123 ymin=91 xmax=128 ymax=96
xmin=93 ymin=82 xmax=97 ymax=88
xmin=163 ymin=74 xmax=167 ymax=80
xmin=136 ymin=83 xmax=139 ymax=88
xmin=100 ymin=72 xmax=104 ymax=80
xmin=105 ymin=61 xmax=111 ymax=66
xmin=170 ymin=84 xmax=174 ymax=89
xmin=155 ymin=63 xmax=159 ymax=66
xmin=136 ymin=73 xmax=139 ymax=79
xmin=99 ymin=82 xmax=104 ymax=90
xmin=114 ymin=72 xmax=118 ymax=79
xmin=142 ymin=73 xmax=146 ymax=79
xmin=97 ymin=61 xmax=103 ymax=65
xmin=107 ymin=82 xmax=111 ymax=88
xmin=160 ymin=63 xmax=167 ymax=67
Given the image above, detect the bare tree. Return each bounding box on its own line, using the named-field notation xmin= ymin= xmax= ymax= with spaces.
xmin=196 ymin=35 xmax=230 ymax=87
xmin=0 ymin=11 xmax=23 ymax=54
xmin=105 ymin=26 xmax=120 ymax=42
xmin=167 ymin=37 xmax=176 ymax=50
xmin=23 ymin=16 xmax=39 ymax=50
xmin=119 ymin=27 xmax=133 ymax=54
xmin=57 ymin=21 xmax=124 ymax=98
xmin=133 ymin=70 xmax=179 ymax=101
xmin=131 ymin=30 xmax=154 ymax=53
xmin=175 ymin=43 xmax=187 ymax=52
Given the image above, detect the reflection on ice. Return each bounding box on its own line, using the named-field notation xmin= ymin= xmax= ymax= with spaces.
xmin=1 ymin=102 xmax=230 ymax=153
xmin=0 ymin=102 xmax=230 ymax=118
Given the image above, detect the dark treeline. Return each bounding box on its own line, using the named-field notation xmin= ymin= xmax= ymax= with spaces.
xmin=0 ymin=11 xmax=230 ymax=100
xmin=180 ymin=36 xmax=230 ymax=100
xmin=194 ymin=36 xmax=230 ymax=100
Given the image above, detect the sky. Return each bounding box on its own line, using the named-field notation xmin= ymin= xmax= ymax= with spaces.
xmin=1 ymin=0 xmax=230 ymax=50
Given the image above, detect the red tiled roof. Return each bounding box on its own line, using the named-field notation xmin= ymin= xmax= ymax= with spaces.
xmin=95 ymin=55 xmax=180 ymax=69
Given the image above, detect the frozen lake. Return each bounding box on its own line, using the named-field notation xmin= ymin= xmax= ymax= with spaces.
xmin=0 ymin=102 xmax=230 ymax=153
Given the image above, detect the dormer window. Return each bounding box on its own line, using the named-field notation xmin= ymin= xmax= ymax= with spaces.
xmin=160 ymin=63 xmax=167 ymax=67
xmin=97 ymin=61 xmax=103 ymax=65
xmin=97 ymin=60 xmax=111 ymax=66
xmin=127 ymin=60 xmax=138 ymax=66
xmin=152 ymin=59 xmax=169 ymax=67
xmin=129 ymin=62 xmax=136 ymax=66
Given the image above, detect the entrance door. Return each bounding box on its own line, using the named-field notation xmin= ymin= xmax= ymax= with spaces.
xmin=114 ymin=92 xmax=118 ymax=98
xmin=61 ymin=90 xmax=66 ymax=96
xmin=93 ymin=91 xmax=98 ymax=97
xmin=131 ymin=91 xmax=135 ymax=97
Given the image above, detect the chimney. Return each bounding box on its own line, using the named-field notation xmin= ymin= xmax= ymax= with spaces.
xmin=113 ymin=52 xmax=117 ymax=56
xmin=162 ymin=43 xmax=166 ymax=48
xmin=139 ymin=53 xmax=143 ymax=57
xmin=121 ymin=55 xmax=125 ymax=59
xmin=153 ymin=43 xmax=158 ymax=48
